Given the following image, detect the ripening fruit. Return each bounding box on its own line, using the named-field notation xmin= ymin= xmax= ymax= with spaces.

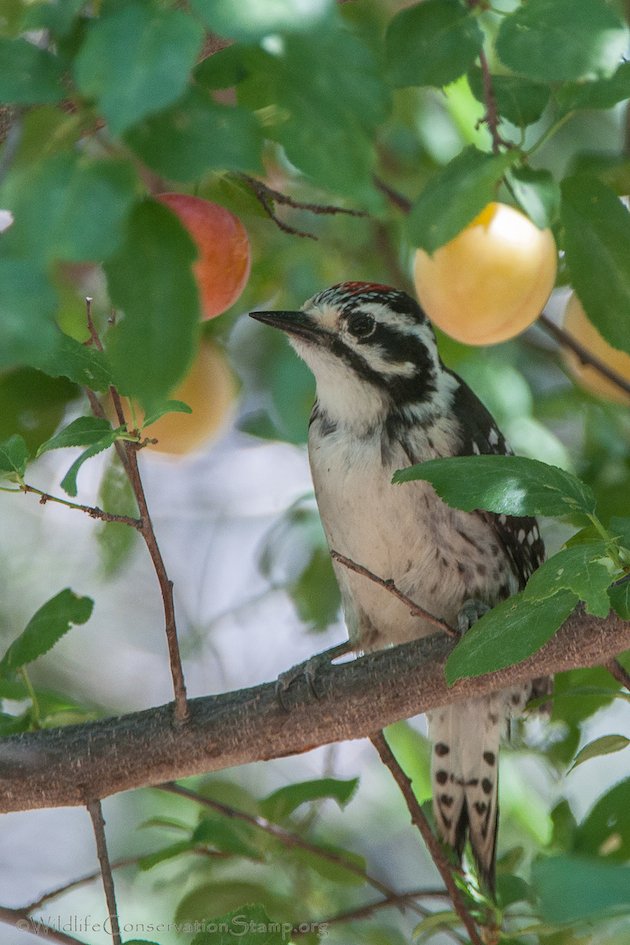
xmin=562 ymin=292 xmax=630 ymax=404
xmin=120 ymin=341 xmax=236 ymax=456
xmin=157 ymin=193 xmax=251 ymax=320
xmin=413 ymin=202 xmax=557 ymax=345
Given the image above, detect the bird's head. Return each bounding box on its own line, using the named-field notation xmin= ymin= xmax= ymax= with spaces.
xmin=250 ymin=282 xmax=443 ymax=428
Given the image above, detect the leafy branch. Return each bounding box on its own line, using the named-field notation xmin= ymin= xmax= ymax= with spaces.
xmin=371 ymin=731 xmax=486 ymax=945
xmin=14 ymin=482 xmax=142 ymax=528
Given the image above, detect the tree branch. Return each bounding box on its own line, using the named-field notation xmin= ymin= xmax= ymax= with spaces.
xmin=539 ymin=312 xmax=630 ymax=400
xmin=370 ymin=731 xmax=485 ymax=945
xmin=87 ymin=800 xmax=121 ymax=945
xmin=0 ymin=609 xmax=628 ymax=814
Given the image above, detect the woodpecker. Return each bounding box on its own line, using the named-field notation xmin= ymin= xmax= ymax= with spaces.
xmin=250 ymin=281 xmax=547 ymax=889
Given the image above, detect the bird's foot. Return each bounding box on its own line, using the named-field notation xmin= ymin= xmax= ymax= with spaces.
xmin=276 ymin=640 xmax=353 ymax=711
xmin=457 ymin=598 xmax=491 ymax=635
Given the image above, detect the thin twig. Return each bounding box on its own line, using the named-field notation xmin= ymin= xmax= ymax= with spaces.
xmin=477 ymin=49 xmax=506 ymax=154
xmin=606 ymin=658 xmax=630 ymax=691
xmin=239 ymin=174 xmax=367 ymax=240
xmin=370 ymin=731 xmax=486 ymax=945
xmin=331 ymin=550 xmax=457 ymax=637
xmin=21 ymin=858 xmax=141 ymax=914
xmin=0 ymin=906 xmax=87 ymax=945
xmin=240 ymin=175 xmax=317 ymax=239
xmin=19 ymin=483 xmax=142 ymax=528
xmin=86 ymin=800 xmax=122 ymax=945
xmin=296 ymin=888 xmax=467 ymax=945
xmin=239 ymin=174 xmax=366 ymax=217
xmin=539 ymin=312 xmax=630 ymax=399
xmin=123 ymin=443 xmax=189 ymax=723
xmin=373 ymin=175 xmax=412 ymax=213
xmin=158 ymin=782 xmax=399 ymax=902
xmin=83 ymin=301 xmax=189 ymax=724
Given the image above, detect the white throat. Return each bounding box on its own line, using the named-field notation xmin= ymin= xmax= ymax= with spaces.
xmin=289 ymin=336 xmax=390 ymax=433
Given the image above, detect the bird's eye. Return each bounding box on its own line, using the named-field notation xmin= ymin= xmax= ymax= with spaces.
xmin=346 ymin=311 xmax=376 ymax=339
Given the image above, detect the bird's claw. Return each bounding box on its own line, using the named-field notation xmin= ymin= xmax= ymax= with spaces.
xmin=275 ymin=641 xmax=353 ymax=711
xmin=457 ymin=598 xmax=490 ymax=635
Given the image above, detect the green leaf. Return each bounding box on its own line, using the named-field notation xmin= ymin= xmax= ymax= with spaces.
xmin=561 ymin=176 xmax=630 ymax=355
xmin=0 ymin=589 xmax=93 ymax=675
xmin=138 ymin=840 xmax=196 ymax=871
xmin=191 ymin=817 xmax=260 ymax=859
xmin=289 ymin=546 xmax=340 ymax=630
xmin=552 ymin=667 xmax=623 ymax=726
xmin=37 ymin=416 xmax=116 ymax=457
xmin=176 ymin=883 xmax=288 ymax=926
xmin=22 ymin=0 xmax=86 ymax=38
xmin=507 ymin=167 xmax=560 ymax=230
xmin=386 ymin=0 xmax=483 ymax=89
xmin=383 ymin=721 xmax=432 ymax=802
xmin=550 ymin=799 xmax=578 ymax=851
xmin=29 ymin=335 xmax=113 ymax=392
xmin=496 ymin=0 xmax=628 ymax=83
xmin=238 ymin=25 xmax=388 ymax=203
xmin=609 ymin=579 xmax=630 ymax=619
xmin=0 ymin=259 xmax=59 ymax=370
xmin=73 ymin=0 xmax=203 ymax=136
xmin=142 ymin=400 xmax=192 ymax=428
xmin=393 ymin=454 xmax=596 ymax=517
xmin=60 ymin=440 xmax=118 ymax=498
xmin=467 ymin=68 xmax=550 ymax=127
xmin=96 ymin=456 xmax=139 ymax=578
xmin=260 ymin=777 xmax=358 ymax=822
xmin=191 ymin=905 xmax=285 ymax=945
xmin=125 ymin=88 xmax=263 ymax=182
xmin=532 ymin=855 xmax=630 ymax=923
xmin=407 ymin=147 xmax=516 ymax=252
xmin=575 ymin=777 xmax=630 ymax=861
xmin=522 ymin=542 xmax=613 ymax=617
xmin=496 ymin=874 xmax=532 ymax=909
xmin=104 ymin=200 xmax=200 ymax=411
xmin=557 ymin=61 xmax=630 ymax=112
xmin=570 ymin=735 xmax=630 ymax=772
xmin=413 ymin=910 xmax=461 ymax=940
xmin=445 ymin=589 xmax=576 ymax=683
xmin=189 ymin=0 xmax=332 ymax=40
xmin=0 ymin=434 xmax=29 ymax=480
xmin=1 ymin=154 xmax=137 ymax=264
xmin=0 ymin=37 xmax=65 ymax=104
xmin=289 ymin=841 xmax=366 ymax=887
xmin=610 ymin=516 xmax=630 ymax=550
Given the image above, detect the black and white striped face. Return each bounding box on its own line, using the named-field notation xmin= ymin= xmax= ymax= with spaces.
xmin=251 ymin=283 xmax=443 ymax=423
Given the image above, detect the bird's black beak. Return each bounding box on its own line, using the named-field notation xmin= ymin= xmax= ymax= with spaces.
xmin=249 ymin=309 xmax=322 ymax=342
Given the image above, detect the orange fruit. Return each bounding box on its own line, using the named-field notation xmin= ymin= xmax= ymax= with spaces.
xmin=157 ymin=193 xmax=251 ymax=320
xmin=413 ymin=202 xmax=557 ymax=345
xmin=119 ymin=341 xmax=236 ymax=456
xmin=562 ymin=292 xmax=630 ymax=404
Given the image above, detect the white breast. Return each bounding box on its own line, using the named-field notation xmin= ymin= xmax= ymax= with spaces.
xmin=308 ymin=423 xmax=515 ymax=650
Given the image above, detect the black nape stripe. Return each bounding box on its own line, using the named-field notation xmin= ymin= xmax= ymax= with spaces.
xmin=330 ymin=322 xmax=437 ymax=406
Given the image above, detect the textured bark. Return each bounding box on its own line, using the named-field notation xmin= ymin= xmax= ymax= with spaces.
xmin=0 ymin=610 xmax=628 ymax=813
